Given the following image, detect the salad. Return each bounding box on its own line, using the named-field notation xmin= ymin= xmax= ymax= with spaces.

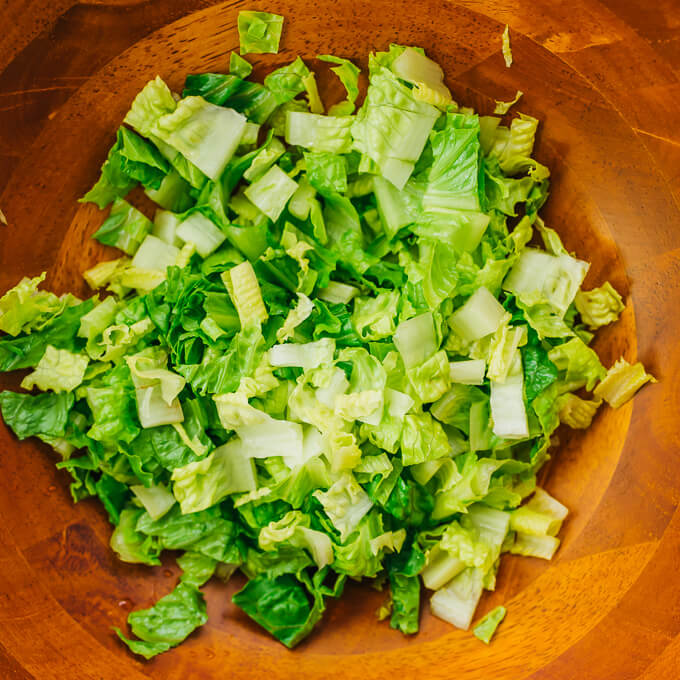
xmin=0 ymin=11 xmax=655 ymax=656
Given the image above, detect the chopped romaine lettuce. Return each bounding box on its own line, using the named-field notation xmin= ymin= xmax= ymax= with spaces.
xmin=0 ymin=24 xmax=655 ymax=656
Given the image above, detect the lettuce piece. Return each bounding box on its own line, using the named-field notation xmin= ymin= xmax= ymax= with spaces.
xmin=494 ymin=91 xmax=523 ymax=115
xmin=0 ymin=390 xmax=73 ymax=440
xmin=534 ymin=216 xmax=567 ymax=255
xmin=314 ymin=472 xmax=373 ymax=540
xmin=126 ymin=350 xmax=185 ymax=404
xmin=259 ymin=510 xmax=333 ymax=568
xmin=230 ymin=51 xmax=252 ymax=78
xmin=489 ymin=351 xmax=528 ymax=438
xmin=574 ymin=281 xmax=624 ymax=330
xmin=483 ymin=156 xmax=536 ymax=217
xmin=285 ymin=111 xmax=354 ymax=153
xmin=130 ymin=234 xmax=180 ymax=274
xmin=351 ymin=289 xmax=400 ymax=341
xmin=521 ymin=332 xmax=559 ymax=401
xmin=352 ymin=63 xmax=440 ymax=189
xmin=264 ymin=57 xmax=310 ymax=105
xmin=124 ymin=76 xmax=177 ymax=137
xmin=473 ymin=605 xmax=506 ymax=643
xmin=449 ymin=359 xmax=486 ymax=385
xmin=510 ymin=487 xmax=567 ymax=537
xmin=556 ymin=392 xmax=601 ymax=428
xmin=135 ymin=504 xmax=238 ymax=561
xmin=0 ymin=273 xmax=70 ymax=337
xmin=407 ymin=350 xmax=451 ymax=403
xmin=487 ymin=323 xmax=527 ymax=383
xmin=490 ymin=113 xmax=542 ymax=176
xmin=110 ymin=508 xmax=160 ymax=566
xmin=318 ymin=54 xmax=360 ymax=115
xmin=516 ymin=305 xmax=568 ymax=344
xmin=243 ymin=137 xmax=286 ymax=182
xmin=233 ymin=572 xmax=325 ymax=648
xmin=116 ymin=126 xmax=170 ymax=187
xmin=373 ymin=175 xmax=413 ymax=239
xmin=416 ymin=113 xmax=483 ymax=222
xmin=593 ymin=357 xmax=655 ymax=408
xmin=135 ymin=384 xmax=184 ymax=428
xmin=510 ymin=532 xmax=560 ymax=560
xmin=547 ymin=337 xmax=605 ymax=391
xmin=502 ymin=25 xmax=513 ymax=67
xmin=430 ymin=567 xmax=484 ymax=630
xmin=222 ymin=261 xmax=268 ymax=326
xmin=244 ymin=164 xmax=298 ymax=221
xmin=391 ymin=46 xmax=453 ymax=108
xmin=439 ymin=520 xmax=492 ymax=570
xmin=394 ymin=312 xmax=437 ymax=369
xmin=400 ymin=412 xmax=450 ymax=466
xmin=237 ymin=11 xmax=284 ymax=54
xmin=314 ymin=366 xmax=349 ymax=409
xmin=78 ymin=295 xmax=119 ymax=345
xmin=302 ymin=71 xmax=324 ymax=113
xmin=151 ymin=210 xmax=183 ymax=247
xmin=171 ymin=439 xmax=257 ymax=513
xmin=178 ymin=551 xmax=218 ymax=587
xmin=338 ymin=346 xmax=386 ymax=395
xmin=93 ymin=198 xmax=153 ymax=255
xmin=81 ymin=127 xmax=177 ymax=208
xmin=277 ymin=293 xmax=314 ymax=342
xmin=389 ymin=572 xmax=420 ymax=634
xmin=332 ymin=511 xmax=402 ymax=578
xmin=151 ymin=97 xmax=247 ymax=181
xmin=503 ymin=247 xmax=589 ymax=317
xmin=288 ymin=175 xmax=317 ymax=219
xmin=0 ymin=298 xmax=95 ymax=372
xmin=81 ymin=134 xmax=139 ymax=208
xmin=333 ymin=389 xmax=381 ymax=424
xmin=431 ymin=454 xmax=511 ymax=519
xmin=21 ymin=345 xmax=89 ymax=393
xmin=116 ymin=582 xmax=208 ymax=659
xmin=304 ymin=152 xmax=348 ymax=195
xmin=181 ymin=73 xmax=278 ymax=125
xmin=449 ymin=287 xmax=509 ymax=342
xmin=327 ymin=430 xmax=363 ymax=471
xmin=238 ymin=418 xmax=304 ymax=461
xmin=270 ymin=338 xmax=335 ymax=370
xmin=131 ymin=483 xmax=176 ymax=521
xmin=145 ymin=170 xmax=194 ymax=212
xmin=421 ymin=539 xmax=467 ymax=591
xmin=176 ymin=212 xmax=226 ymax=258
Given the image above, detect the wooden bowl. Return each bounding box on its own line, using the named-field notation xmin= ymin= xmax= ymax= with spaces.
xmin=1 ymin=1 xmax=679 ymax=678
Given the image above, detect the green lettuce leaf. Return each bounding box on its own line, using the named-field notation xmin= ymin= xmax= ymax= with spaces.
xmin=238 ymin=11 xmax=284 ymax=55
xmin=0 ymin=273 xmax=72 ymax=337
xmin=473 ymin=605 xmax=506 ymax=643
xmin=574 ymin=281 xmax=624 ymax=330
xmin=93 ymin=198 xmax=153 ymax=255
xmin=318 ymin=54 xmax=360 ymax=115
xmin=116 ymin=582 xmax=208 ymax=659
xmin=0 ymin=390 xmax=74 ymax=439
xmin=21 ymin=345 xmax=89 ymax=392
xmin=352 ymin=60 xmax=440 ymax=189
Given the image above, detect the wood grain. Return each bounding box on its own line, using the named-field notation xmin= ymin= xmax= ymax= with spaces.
xmin=0 ymin=0 xmax=679 ymax=678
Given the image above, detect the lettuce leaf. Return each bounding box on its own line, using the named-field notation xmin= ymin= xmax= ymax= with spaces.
xmin=116 ymin=582 xmax=208 ymax=659
xmin=238 ymin=11 xmax=284 ymax=55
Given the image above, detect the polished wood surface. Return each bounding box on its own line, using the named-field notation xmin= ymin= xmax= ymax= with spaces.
xmin=1 ymin=1 xmax=679 ymax=678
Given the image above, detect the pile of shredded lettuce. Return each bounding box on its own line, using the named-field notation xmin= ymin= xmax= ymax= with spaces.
xmin=0 ymin=11 xmax=655 ymax=656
